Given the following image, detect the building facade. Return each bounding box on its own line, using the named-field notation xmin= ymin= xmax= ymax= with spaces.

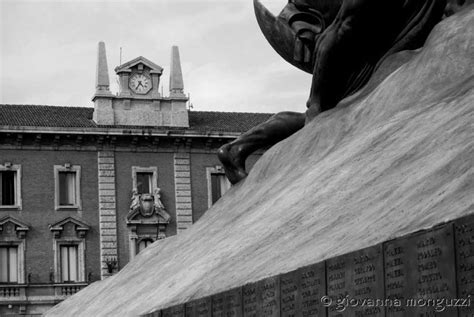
xmin=0 ymin=43 xmax=270 ymax=315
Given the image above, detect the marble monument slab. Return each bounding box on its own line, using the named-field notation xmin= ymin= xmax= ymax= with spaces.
xmin=454 ymin=215 xmax=474 ymax=317
xmin=384 ymin=224 xmax=457 ymax=316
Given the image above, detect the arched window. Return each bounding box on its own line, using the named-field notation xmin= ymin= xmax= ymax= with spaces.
xmin=137 ymin=239 xmax=154 ymax=254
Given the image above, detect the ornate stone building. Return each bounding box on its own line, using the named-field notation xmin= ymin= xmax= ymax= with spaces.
xmin=0 ymin=43 xmax=270 ymax=315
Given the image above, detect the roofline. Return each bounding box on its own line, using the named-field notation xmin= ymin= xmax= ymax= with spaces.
xmin=0 ymin=104 xmax=273 ymax=115
xmin=0 ymin=125 xmax=241 ymax=138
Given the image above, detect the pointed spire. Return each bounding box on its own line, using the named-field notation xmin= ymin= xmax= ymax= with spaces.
xmin=95 ymin=41 xmax=112 ymax=95
xmin=169 ymin=46 xmax=185 ymax=97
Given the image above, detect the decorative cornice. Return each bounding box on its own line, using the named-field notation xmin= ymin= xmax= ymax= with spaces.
xmin=0 ymin=129 xmax=236 ymax=151
xmin=115 ymin=56 xmax=163 ymax=74
xmin=49 ymin=217 xmax=90 ymax=239
xmin=0 ymin=125 xmax=241 ymax=138
xmin=0 ymin=216 xmax=30 ymax=239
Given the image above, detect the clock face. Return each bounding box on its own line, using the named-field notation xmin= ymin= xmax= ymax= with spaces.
xmin=129 ymin=73 xmax=152 ymax=94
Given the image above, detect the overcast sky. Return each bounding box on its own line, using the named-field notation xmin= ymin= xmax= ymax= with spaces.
xmin=0 ymin=0 xmax=312 ymax=114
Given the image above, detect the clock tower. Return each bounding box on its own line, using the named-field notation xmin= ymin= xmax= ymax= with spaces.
xmin=115 ymin=55 xmax=162 ymax=99
xmin=92 ymin=42 xmax=189 ymax=127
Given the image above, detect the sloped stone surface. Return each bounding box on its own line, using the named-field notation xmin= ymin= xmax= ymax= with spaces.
xmin=46 ymin=8 xmax=474 ymax=317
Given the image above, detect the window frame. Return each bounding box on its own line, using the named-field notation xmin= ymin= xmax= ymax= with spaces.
xmin=132 ymin=166 xmax=158 ymax=195
xmin=54 ymin=164 xmax=81 ymax=211
xmin=59 ymin=244 xmax=80 ymax=283
xmin=0 ymin=245 xmax=20 ymax=283
xmin=0 ymin=241 xmax=26 ymax=285
xmin=50 ymin=217 xmax=89 ymax=283
xmin=206 ymin=166 xmax=231 ymax=208
xmin=0 ymin=163 xmax=22 ymax=210
xmin=53 ymin=240 xmax=85 ymax=283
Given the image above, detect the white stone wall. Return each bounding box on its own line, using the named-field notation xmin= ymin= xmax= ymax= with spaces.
xmin=94 ymin=97 xmax=189 ymax=127
xmin=93 ymin=98 xmax=114 ymax=125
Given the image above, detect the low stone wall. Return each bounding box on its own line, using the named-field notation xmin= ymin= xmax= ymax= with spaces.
xmin=145 ymin=213 xmax=474 ymax=317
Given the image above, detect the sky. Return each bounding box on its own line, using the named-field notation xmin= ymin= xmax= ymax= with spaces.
xmin=0 ymin=0 xmax=313 ymax=114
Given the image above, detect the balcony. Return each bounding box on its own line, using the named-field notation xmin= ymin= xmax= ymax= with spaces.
xmin=57 ymin=284 xmax=86 ymax=297
xmin=0 ymin=285 xmax=23 ymax=298
xmin=0 ymin=282 xmax=88 ymax=304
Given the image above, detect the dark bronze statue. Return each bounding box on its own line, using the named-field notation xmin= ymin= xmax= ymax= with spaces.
xmin=218 ymin=0 xmax=452 ymax=184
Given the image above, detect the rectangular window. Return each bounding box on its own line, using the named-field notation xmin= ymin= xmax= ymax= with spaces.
xmin=60 ymin=245 xmax=78 ymax=282
xmin=136 ymin=172 xmax=153 ymax=194
xmin=59 ymin=172 xmax=76 ymax=206
xmin=54 ymin=165 xmax=81 ymax=210
xmin=132 ymin=167 xmax=157 ymax=198
xmin=210 ymin=173 xmax=230 ymax=205
xmin=0 ymin=246 xmax=18 ymax=283
xmin=0 ymin=171 xmax=16 ymax=206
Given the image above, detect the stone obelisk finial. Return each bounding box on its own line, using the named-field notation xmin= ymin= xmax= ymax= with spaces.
xmin=95 ymin=41 xmax=112 ymax=96
xmin=169 ymin=46 xmax=185 ymax=97
xmin=93 ymin=41 xmax=114 ymax=124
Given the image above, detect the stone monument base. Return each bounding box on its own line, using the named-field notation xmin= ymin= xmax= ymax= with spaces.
xmin=147 ymin=214 xmax=474 ymax=316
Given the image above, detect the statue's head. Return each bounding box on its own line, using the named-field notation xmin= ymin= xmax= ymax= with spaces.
xmin=254 ymin=0 xmax=342 ymax=73
xmin=254 ymin=0 xmax=446 ymax=106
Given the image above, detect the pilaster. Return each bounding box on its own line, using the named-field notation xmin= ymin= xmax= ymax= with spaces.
xmin=97 ymin=151 xmax=118 ymax=279
xmin=174 ymin=153 xmax=193 ymax=233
